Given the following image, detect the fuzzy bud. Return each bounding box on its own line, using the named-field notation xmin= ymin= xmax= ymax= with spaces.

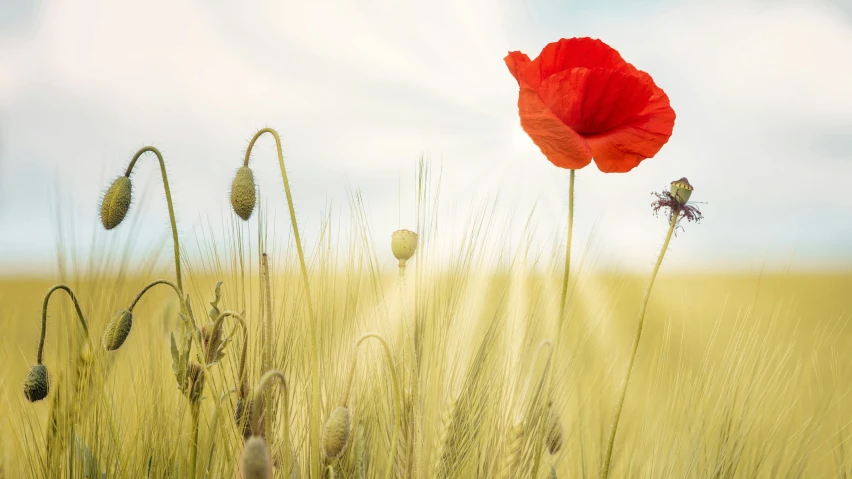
xmin=102 ymin=309 xmax=133 ymax=351
xmin=100 ymin=176 xmax=132 ymax=230
xmin=545 ymin=406 xmax=564 ymax=455
xmin=240 ymin=436 xmax=272 ymax=479
xmin=670 ymin=177 xmax=693 ymax=205
xmin=230 ymin=166 xmax=257 ymax=221
xmin=23 ymin=364 xmax=50 ymax=402
xmin=391 ymin=229 xmax=418 ymax=267
xmin=322 ymin=406 xmax=352 ymax=460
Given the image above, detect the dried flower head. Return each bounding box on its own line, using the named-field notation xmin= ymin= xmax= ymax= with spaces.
xmin=240 ymin=436 xmax=272 ymax=479
xmin=185 ymin=362 xmax=205 ymax=402
xmin=235 ymin=396 xmax=255 ymax=440
xmin=391 ymin=229 xmax=418 ymax=267
xmin=23 ymin=364 xmax=50 ymax=402
xmin=651 ymin=177 xmax=703 ymax=232
xmin=102 ymin=309 xmax=133 ymax=351
xmin=322 ymin=406 xmax=352 ymax=460
xmin=230 ymin=166 xmax=257 ymax=221
xmin=100 ymin=176 xmax=132 ymax=230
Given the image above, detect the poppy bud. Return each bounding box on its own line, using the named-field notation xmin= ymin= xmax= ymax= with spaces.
xmin=391 ymin=229 xmax=418 ymax=267
xmin=23 ymin=364 xmax=50 ymax=402
xmin=102 ymin=309 xmax=133 ymax=351
xmin=670 ymin=177 xmax=693 ymax=205
xmin=230 ymin=167 xmax=257 ymax=221
xmin=322 ymin=406 xmax=351 ymax=460
xmin=100 ymin=176 xmax=132 ymax=230
xmin=240 ymin=436 xmax=272 ymax=479
xmin=545 ymin=405 xmax=564 ymax=455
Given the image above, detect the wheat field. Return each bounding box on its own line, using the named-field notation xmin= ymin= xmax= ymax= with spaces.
xmin=1 ymin=156 xmax=851 ymax=478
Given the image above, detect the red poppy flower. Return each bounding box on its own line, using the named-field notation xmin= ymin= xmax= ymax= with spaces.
xmin=505 ymin=37 xmax=676 ymax=173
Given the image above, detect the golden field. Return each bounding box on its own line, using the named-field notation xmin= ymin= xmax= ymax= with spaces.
xmin=1 ymin=262 xmax=850 ymax=477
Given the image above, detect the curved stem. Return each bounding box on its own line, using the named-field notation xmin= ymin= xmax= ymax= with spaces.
xmin=533 ymin=169 xmax=574 ymax=478
xmin=124 ymin=146 xmax=183 ymax=294
xmin=245 ymin=127 xmax=321 ymax=476
xmin=206 ymin=311 xmax=248 ymax=373
xmin=128 ymin=279 xmax=184 ymax=312
xmin=345 ymin=333 xmax=401 ymax=479
xmin=600 ymin=213 xmax=677 ymax=478
xmin=37 ymin=285 xmax=91 ymax=364
xmin=251 ymin=370 xmax=291 ymax=479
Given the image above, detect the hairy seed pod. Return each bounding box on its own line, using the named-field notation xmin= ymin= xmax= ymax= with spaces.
xmin=100 ymin=176 xmax=132 ymax=230
xmin=322 ymin=406 xmax=352 ymax=460
xmin=240 ymin=436 xmax=272 ymax=479
xmin=230 ymin=166 xmax=256 ymax=221
xmin=23 ymin=364 xmax=50 ymax=402
xmin=546 ymin=406 xmax=564 ymax=455
xmin=102 ymin=309 xmax=133 ymax=351
xmin=391 ymin=229 xmax=418 ymax=267
xmin=185 ymin=362 xmax=205 ymax=402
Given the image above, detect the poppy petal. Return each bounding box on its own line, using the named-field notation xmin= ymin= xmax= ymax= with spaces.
xmin=536 ymin=67 xmax=656 ymax=137
xmin=586 ymin=89 xmax=676 ymax=173
xmin=517 ymin=84 xmax=593 ymax=169
xmin=504 ymin=51 xmax=532 ymax=84
xmin=522 ymin=38 xmax=637 ymax=89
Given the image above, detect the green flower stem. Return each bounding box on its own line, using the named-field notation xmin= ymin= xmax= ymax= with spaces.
xmin=342 ymin=333 xmax=401 ymax=479
xmin=124 ymin=146 xmax=183 ymax=295
xmin=251 ymin=370 xmax=290 ymax=479
xmin=532 ymin=169 xmax=574 ymax=478
xmin=244 ymin=127 xmax=321 ymax=476
xmin=600 ymin=212 xmax=678 ymax=478
xmin=189 ymin=399 xmax=201 ymax=479
xmin=37 ymin=285 xmax=91 ymax=364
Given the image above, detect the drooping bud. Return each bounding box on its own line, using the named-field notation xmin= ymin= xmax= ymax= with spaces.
xmin=100 ymin=176 xmax=132 ymax=230
xmin=322 ymin=406 xmax=352 ymax=460
xmin=23 ymin=364 xmax=50 ymax=402
xmin=391 ymin=229 xmax=418 ymax=268
xmin=545 ymin=405 xmax=564 ymax=455
xmin=102 ymin=309 xmax=133 ymax=351
xmin=240 ymin=436 xmax=272 ymax=479
xmin=670 ymin=177 xmax=693 ymax=205
xmin=230 ymin=167 xmax=257 ymax=221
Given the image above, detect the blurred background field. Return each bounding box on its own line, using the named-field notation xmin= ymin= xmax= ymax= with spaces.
xmin=2 ymin=263 xmax=850 ymax=477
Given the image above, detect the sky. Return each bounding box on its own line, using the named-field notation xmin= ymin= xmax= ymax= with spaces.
xmin=0 ymin=0 xmax=851 ymax=275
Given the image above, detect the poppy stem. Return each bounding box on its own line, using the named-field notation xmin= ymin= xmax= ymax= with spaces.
xmin=37 ymin=285 xmax=91 ymax=364
xmin=244 ymin=127 xmax=320 ymax=477
xmin=600 ymin=211 xmax=677 ymax=478
xmin=124 ymin=147 xmax=183 ymax=297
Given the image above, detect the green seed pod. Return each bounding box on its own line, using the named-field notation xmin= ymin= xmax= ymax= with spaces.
xmin=230 ymin=166 xmax=257 ymax=221
xmin=102 ymin=309 xmax=133 ymax=351
xmin=670 ymin=177 xmax=693 ymax=205
xmin=240 ymin=436 xmax=272 ymax=479
xmin=185 ymin=362 xmax=205 ymax=402
xmin=322 ymin=406 xmax=352 ymax=460
xmin=545 ymin=406 xmax=564 ymax=455
xmin=23 ymin=364 xmax=50 ymax=402
xmin=100 ymin=176 xmax=132 ymax=230
xmin=391 ymin=229 xmax=418 ymax=267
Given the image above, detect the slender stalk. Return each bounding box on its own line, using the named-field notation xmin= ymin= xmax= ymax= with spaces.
xmin=189 ymin=400 xmax=201 ymax=479
xmin=532 ymin=169 xmax=574 ymax=477
xmin=342 ymin=333 xmax=402 ymax=479
xmin=251 ymin=370 xmax=291 ymax=479
xmin=128 ymin=279 xmax=183 ymax=312
xmin=261 ymin=253 xmax=274 ymax=442
xmin=600 ymin=213 xmax=677 ymax=478
xmin=125 ymin=146 xmax=183 ymax=294
xmin=37 ymin=285 xmax=91 ymax=364
xmin=245 ymin=127 xmax=321 ymax=476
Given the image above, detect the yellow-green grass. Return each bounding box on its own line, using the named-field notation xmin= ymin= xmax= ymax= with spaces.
xmin=1 ymin=267 xmax=850 ymax=478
